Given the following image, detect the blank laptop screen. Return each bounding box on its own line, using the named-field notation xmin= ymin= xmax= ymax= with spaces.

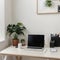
xmin=28 ymin=35 xmax=44 ymax=49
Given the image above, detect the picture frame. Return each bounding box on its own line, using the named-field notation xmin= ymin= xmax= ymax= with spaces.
xmin=37 ymin=0 xmax=60 ymax=14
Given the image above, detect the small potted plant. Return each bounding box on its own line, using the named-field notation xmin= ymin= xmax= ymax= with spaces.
xmin=21 ymin=39 xmax=26 ymax=46
xmin=7 ymin=22 xmax=26 ymax=47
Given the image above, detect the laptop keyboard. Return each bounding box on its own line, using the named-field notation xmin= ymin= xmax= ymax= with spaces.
xmin=28 ymin=46 xmax=43 ymax=49
xmin=21 ymin=48 xmax=46 ymax=53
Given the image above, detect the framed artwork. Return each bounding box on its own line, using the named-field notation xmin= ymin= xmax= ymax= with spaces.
xmin=37 ymin=0 xmax=60 ymax=14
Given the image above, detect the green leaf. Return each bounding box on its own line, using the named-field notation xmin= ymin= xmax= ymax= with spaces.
xmin=17 ymin=22 xmax=23 ymax=26
xmin=7 ymin=22 xmax=26 ymax=39
xmin=45 ymin=0 xmax=52 ymax=7
xmin=13 ymin=33 xmax=18 ymax=40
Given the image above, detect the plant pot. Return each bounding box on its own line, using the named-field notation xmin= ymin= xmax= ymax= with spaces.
xmin=12 ymin=39 xmax=19 ymax=47
xmin=22 ymin=43 xmax=26 ymax=46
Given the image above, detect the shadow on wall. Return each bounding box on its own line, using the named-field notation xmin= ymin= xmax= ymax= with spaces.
xmin=0 ymin=40 xmax=9 ymax=51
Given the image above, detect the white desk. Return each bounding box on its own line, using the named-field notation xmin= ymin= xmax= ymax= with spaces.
xmin=0 ymin=46 xmax=60 ymax=60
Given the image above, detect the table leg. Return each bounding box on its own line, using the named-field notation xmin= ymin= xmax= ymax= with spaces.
xmin=16 ymin=56 xmax=22 ymax=60
xmin=16 ymin=56 xmax=19 ymax=60
xmin=20 ymin=56 xmax=22 ymax=60
xmin=1 ymin=55 xmax=8 ymax=60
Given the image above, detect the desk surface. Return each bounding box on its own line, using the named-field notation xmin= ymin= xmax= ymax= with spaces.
xmin=0 ymin=46 xmax=60 ymax=59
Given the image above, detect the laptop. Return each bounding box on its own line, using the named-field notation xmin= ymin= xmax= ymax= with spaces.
xmin=28 ymin=35 xmax=44 ymax=49
xmin=22 ymin=35 xmax=45 ymax=52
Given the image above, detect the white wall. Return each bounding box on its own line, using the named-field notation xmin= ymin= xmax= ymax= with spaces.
xmin=5 ymin=0 xmax=13 ymax=46
xmin=13 ymin=0 xmax=60 ymax=47
xmin=0 ymin=0 xmax=12 ymax=60
xmin=0 ymin=0 xmax=12 ymax=49
xmin=5 ymin=0 xmax=13 ymax=26
xmin=0 ymin=0 xmax=5 ymax=42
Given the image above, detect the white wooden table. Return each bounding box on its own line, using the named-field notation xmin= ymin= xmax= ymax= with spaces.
xmin=0 ymin=46 xmax=60 ymax=60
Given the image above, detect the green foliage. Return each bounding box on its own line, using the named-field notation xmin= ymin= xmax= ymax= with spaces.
xmin=45 ymin=0 xmax=52 ymax=7
xmin=7 ymin=22 xmax=26 ymax=40
xmin=21 ymin=39 xmax=25 ymax=43
xmin=13 ymin=34 xmax=18 ymax=40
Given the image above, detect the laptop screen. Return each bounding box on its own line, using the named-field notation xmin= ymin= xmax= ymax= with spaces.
xmin=28 ymin=35 xmax=44 ymax=49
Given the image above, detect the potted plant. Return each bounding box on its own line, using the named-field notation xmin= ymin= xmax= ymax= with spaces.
xmin=7 ymin=22 xmax=26 ymax=47
xmin=21 ymin=39 xmax=26 ymax=46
